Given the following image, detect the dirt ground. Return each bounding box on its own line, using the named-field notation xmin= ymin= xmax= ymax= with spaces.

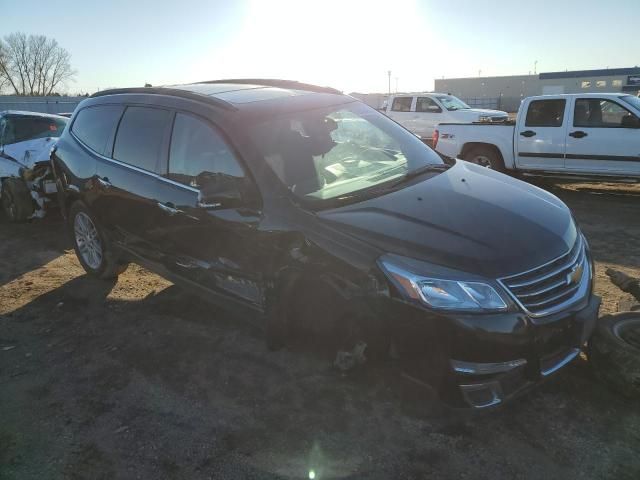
xmin=1 ymin=181 xmax=639 ymax=480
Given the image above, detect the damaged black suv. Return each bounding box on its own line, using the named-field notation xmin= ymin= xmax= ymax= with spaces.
xmin=51 ymin=79 xmax=600 ymax=408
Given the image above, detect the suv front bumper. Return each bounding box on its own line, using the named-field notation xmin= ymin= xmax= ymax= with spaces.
xmin=446 ymin=294 xmax=600 ymax=408
xmin=389 ymin=293 xmax=600 ymax=408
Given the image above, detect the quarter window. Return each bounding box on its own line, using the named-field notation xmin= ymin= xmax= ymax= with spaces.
xmin=415 ymin=97 xmax=442 ymax=113
xmin=113 ymin=106 xmax=171 ymax=173
xmin=391 ymin=97 xmax=412 ymax=112
xmin=72 ymin=106 xmax=123 ymax=154
xmin=574 ymin=99 xmax=637 ymax=128
xmin=168 ymin=113 xmax=244 ymax=187
xmin=525 ymin=99 xmax=566 ymax=127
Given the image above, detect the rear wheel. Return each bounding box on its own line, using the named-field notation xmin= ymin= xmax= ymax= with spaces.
xmin=1 ymin=178 xmax=35 ymax=222
xmin=464 ymin=145 xmax=505 ymax=171
xmin=68 ymin=201 xmax=128 ymax=279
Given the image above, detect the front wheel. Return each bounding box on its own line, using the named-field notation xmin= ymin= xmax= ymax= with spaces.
xmin=1 ymin=178 xmax=35 ymax=222
xmin=68 ymin=201 xmax=128 ymax=279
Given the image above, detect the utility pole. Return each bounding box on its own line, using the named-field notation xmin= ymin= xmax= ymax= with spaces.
xmin=387 ymin=70 xmax=391 ymax=96
xmin=534 ymin=60 xmax=538 ymax=75
xmin=395 ymin=77 xmax=398 ymax=93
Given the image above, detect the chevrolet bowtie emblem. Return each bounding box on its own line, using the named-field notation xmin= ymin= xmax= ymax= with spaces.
xmin=566 ymin=263 xmax=583 ymax=286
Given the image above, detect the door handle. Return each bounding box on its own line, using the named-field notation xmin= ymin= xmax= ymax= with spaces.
xmin=569 ymin=131 xmax=588 ymax=138
xmin=96 ymin=177 xmax=112 ymax=189
xmin=157 ymin=202 xmax=183 ymax=216
xmin=520 ymin=130 xmax=536 ymax=137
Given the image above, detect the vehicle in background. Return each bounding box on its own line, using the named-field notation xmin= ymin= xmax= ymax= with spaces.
xmin=51 ymin=80 xmax=599 ymax=409
xmin=434 ymin=93 xmax=640 ymax=181
xmin=383 ymin=93 xmax=508 ymax=142
xmin=0 ymin=111 xmax=68 ymax=221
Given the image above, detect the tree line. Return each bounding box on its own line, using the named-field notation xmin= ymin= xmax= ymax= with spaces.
xmin=0 ymin=32 xmax=76 ymax=96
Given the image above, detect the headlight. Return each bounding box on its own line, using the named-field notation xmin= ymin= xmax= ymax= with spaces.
xmin=478 ymin=115 xmax=491 ymax=122
xmin=379 ymin=256 xmax=508 ymax=312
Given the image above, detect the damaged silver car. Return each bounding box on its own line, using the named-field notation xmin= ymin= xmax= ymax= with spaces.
xmin=0 ymin=111 xmax=68 ymax=221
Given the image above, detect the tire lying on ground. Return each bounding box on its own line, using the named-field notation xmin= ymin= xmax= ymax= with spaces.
xmin=590 ymin=312 xmax=640 ymax=398
xmin=1 ymin=177 xmax=35 ymax=222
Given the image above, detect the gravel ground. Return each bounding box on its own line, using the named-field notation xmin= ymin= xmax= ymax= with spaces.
xmin=1 ymin=181 xmax=639 ymax=480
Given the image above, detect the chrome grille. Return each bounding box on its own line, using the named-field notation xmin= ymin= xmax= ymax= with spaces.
xmin=498 ymin=236 xmax=589 ymax=317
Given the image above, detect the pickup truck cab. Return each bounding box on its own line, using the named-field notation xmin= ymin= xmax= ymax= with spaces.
xmin=434 ymin=93 xmax=640 ymax=180
xmin=384 ymin=93 xmax=508 ymax=142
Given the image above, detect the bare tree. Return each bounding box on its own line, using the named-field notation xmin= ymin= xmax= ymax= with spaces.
xmin=0 ymin=32 xmax=75 ymax=96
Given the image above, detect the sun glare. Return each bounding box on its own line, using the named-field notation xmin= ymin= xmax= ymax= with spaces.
xmin=214 ymin=0 xmax=439 ymax=93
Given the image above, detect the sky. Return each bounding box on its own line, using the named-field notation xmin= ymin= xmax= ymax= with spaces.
xmin=1 ymin=0 xmax=639 ymax=95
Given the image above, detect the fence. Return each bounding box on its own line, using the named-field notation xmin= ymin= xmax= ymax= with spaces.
xmin=0 ymin=95 xmax=86 ymax=115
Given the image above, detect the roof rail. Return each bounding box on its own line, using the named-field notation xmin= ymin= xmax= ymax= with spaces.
xmin=195 ymin=79 xmax=342 ymax=95
xmin=89 ymin=87 xmax=237 ymax=111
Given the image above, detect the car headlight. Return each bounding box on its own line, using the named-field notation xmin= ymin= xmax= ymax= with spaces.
xmin=478 ymin=115 xmax=491 ymax=122
xmin=379 ymin=255 xmax=508 ymax=312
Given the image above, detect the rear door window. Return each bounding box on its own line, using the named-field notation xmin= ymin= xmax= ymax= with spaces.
xmin=168 ymin=113 xmax=244 ymax=187
xmin=525 ymin=99 xmax=566 ymax=127
xmin=113 ymin=106 xmax=171 ymax=173
xmin=72 ymin=106 xmax=123 ymax=155
xmin=391 ymin=97 xmax=413 ymax=112
xmin=415 ymin=97 xmax=442 ymax=113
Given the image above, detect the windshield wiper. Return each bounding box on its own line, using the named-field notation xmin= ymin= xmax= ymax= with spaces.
xmin=386 ymin=164 xmax=451 ymax=188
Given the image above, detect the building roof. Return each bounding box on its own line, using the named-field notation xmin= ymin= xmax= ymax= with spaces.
xmin=539 ymin=67 xmax=640 ymax=80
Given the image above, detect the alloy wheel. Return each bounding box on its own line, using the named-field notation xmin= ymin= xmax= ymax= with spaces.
xmin=74 ymin=212 xmax=103 ymax=270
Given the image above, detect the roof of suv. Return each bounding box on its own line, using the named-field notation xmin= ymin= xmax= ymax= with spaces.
xmin=90 ymin=79 xmax=346 ymax=112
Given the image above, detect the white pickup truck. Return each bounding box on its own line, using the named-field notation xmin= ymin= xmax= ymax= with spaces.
xmin=434 ymin=93 xmax=640 ymax=181
xmin=383 ymin=93 xmax=508 ymax=142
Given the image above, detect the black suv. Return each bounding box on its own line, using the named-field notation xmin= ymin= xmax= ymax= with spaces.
xmin=51 ymin=80 xmax=600 ymax=408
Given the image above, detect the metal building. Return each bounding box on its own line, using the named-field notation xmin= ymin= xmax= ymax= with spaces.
xmin=434 ymin=67 xmax=640 ymax=112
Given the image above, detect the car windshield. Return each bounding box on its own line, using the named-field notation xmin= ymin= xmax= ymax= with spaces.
xmin=620 ymin=95 xmax=640 ymax=111
xmin=435 ymin=95 xmax=471 ymax=111
xmin=8 ymin=116 xmax=68 ymax=144
xmin=249 ymin=102 xmax=444 ymax=206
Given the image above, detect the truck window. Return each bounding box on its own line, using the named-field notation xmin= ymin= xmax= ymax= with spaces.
xmin=525 ymin=100 xmax=566 ymax=127
xmin=391 ymin=97 xmax=412 ymax=112
xmin=574 ymin=99 xmax=637 ymax=128
xmin=113 ymin=106 xmax=171 ymax=174
xmin=416 ymin=97 xmax=442 ymax=113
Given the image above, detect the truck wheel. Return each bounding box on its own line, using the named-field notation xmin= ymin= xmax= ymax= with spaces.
xmin=1 ymin=178 xmax=35 ymax=222
xmin=464 ymin=146 xmax=505 ymax=171
xmin=68 ymin=201 xmax=128 ymax=279
xmin=590 ymin=312 xmax=640 ymax=399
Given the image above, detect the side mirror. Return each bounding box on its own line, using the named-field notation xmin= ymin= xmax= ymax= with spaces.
xmin=621 ymin=115 xmax=640 ymax=129
xmin=196 ymin=173 xmax=244 ymax=209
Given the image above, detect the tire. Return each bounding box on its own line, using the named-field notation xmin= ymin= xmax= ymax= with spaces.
xmin=464 ymin=145 xmax=505 ymax=171
xmin=1 ymin=178 xmax=35 ymax=222
xmin=68 ymin=201 xmax=128 ymax=279
xmin=590 ymin=312 xmax=640 ymax=398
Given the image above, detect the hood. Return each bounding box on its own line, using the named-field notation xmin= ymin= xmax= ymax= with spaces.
xmin=457 ymin=108 xmax=508 ymax=120
xmin=317 ymin=161 xmax=576 ymax=279
xmin=1 ymin=137 xmax=58 ymax=170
